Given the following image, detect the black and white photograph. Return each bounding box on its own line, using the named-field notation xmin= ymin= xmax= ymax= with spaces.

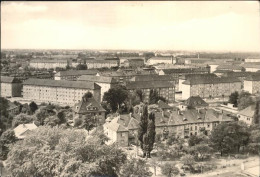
xmin=0 ymin=1 xmax=260 ymax=176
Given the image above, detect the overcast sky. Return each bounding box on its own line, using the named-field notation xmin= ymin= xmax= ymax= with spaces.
xmin=1 ymin=1 xmax=260 ymax=51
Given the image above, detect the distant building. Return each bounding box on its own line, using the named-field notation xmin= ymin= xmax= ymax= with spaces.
xmin=78 ymin=75 xmax=118 ymax=100
xmin=0 ymin=76 xmax=22 ymax=97
xmin=182 ymin=77 xmax=242 ymax=100
xmin=29 ymin=59 xmax=69 ymax=69
xmin=243 ymin=75 xmax=260 ymax=94
xmin=121 ymin=59 xmax=145 ymax=68
xmin=126 ymin=80 xmax=175 ymax=103
xmin=54 ymin=69 xmax=99 ymax=80
xmin=216 ymin=64 xmax=244 ymax=72
xmin=85 ymin=60 xmax=118 ymax=69
xmin=244 ymin=58 xmax=260 ymax=63
xmin=23 ymin=78 xmax=101 ymax=106
xmin=73 ymin=96 xmax=106 ymax=124
xmin=103 ymin=114 xmax=139 ymax=146
xmin=240 ymin=63 xmax=260 ymax=72
xmin=184 ymin=58 xmax=211 ymax=65
xmin=147 ymin=56 xmax=176 ymax=65
xmin=237 ymin=105 xmax=256 ymax=125
xmin=14 ymin=122 xmax=38 ymax=139
xmin=179 ymin=96 xmax=209 ymax=110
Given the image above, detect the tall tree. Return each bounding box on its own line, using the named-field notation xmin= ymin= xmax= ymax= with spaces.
xmin=229 ymin=91 xmax=239 ymax=107
xmin=0 ymin=130 xmax=17 ymax=160
xmin=12 ymin=114 xmax=35 ymax=128
xmin=29 ymin=101 xmax=38 ymax=113
xmin=103 ymin=85 xmax=129 ymax=112
xmin=138 ymin=104 xmax=156 ymax=158
xmin=237 ymin=91 xmax=254 ymax=110
xmin=149 ymin=89 xmax=166 ymax=104
xmin=136 ymin=89 xmax=144 ymax=102
xmin=253 ymin=100 xmax=260 ymax=125
xmin=76 ymin=64 xmax=88 ymax=70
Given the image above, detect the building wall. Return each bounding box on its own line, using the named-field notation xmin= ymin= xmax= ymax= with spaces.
xmin=85 ymin=62 xmax=118 ymax=69
xmin=238 ymin=115 xmax=253 ymax=125
xmin=245 ymin=68 xmax=260 ymax=72
xmin=96 ymin=82 xmax=112 ymax=101
xmin=252 ymin=81 xmax=260 ymax=94
xmin=104 ymin=125 xmax=118 ymax=144
xmin=179 ymin=78 xmax=186 ymax=92
xmin=29 ymin=62 xmax=68 ymax=69
xmin=182 ymin=84 xmax=191 ymax=100
xmin=1 ymin=83 xmax=12 ymax=97
xmin=243 ymin=80 xmax=253 ymax=94
xmin=183 ymin=82 xmax=242 ymax=99
xmin=209 ymin=64 xmax=219 ymax=73
xmin=23 ymin=85 xmax=100 ymax=106
xmin=245 ymin=59 xmax=260 ymax=62
xmin=116 ymin=131 xmax=129 ymax=146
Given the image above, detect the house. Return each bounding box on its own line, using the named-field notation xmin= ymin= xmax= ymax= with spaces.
xmin=244 ymin=58 xmax=260 ymax=63
xmin=216 ymin=64 xmax=244 ymax=72
xmin=146 ymin=56 xmax=176 ymax=65
xmin=184 ymin=58 xmax=211 ymax=65
xmin=103 ymin=114 xmax=139 ymax=146
xmin=179 ymin=96 xmax=209 ymax=111
xmin=243 ymin=75 xmax=260 ymax=94
xmin=23 ymin=78 xmax=101 ymax=106
xmin=126 ymin=80 xmax=175 ymax=103
xmin=54 ymin=69 xmax=99 ymax=80
xmin=0 ymin=76 xmax=22 ymax=97
xmin=29 ymin=59 xmax=69 ymax=69
xmin=73 ymin=96 xmax=106 ymax=124
xmin=237 ymin=105 xmax=256 ymax=125
xmin=14 ymin=122 xmax=38 ymax=139
xmin=78 ymin=75 xmax=118 ymax=100
xmin=182 ymin=77 xmax=242 ymax=100
xmin=85 ymin=60 xmax=119 ymax=69
xmin=240 ymin=63 xmax=260 ymax=72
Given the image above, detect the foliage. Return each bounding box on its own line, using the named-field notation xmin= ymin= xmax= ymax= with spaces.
xmin=103 ymin=85 xmax=129 ymax=112
xmin=209 ymin=122 xmax=250 ymax=155
xmin=138 ymin=104 xmax=156 ymax=158
xmin=35 ymin=106 xmax=56 ymax=125
xmin=76 ymin=64 xmax=88 ymax=70
xmin=29 ymin=101 xmax=38 ymax=113
xmin=83 ymin=91 xmax=93 ymax=99
xmin=181 ymin=154 xmax=195 ymax=166
xmin=188 ymin=134 xmax=209 ymax=146
xmin=0 ymin=97 xmax=9 ymax=117
xmin=74 ymin=118 xmax=83 ymax=127
xmin=161 ymin=163 xmax=179 ymax=177
xmin=253 ymin=100 xmax=260 ymax=125
xmin=120 ymin=157 xmax=152 ymax=177
xmin=82 ymin=114 xmax=97 ymax=133
xmin=0 ymin=130 xmax=17 ymax=160
xmin=238 ymin=91 xmax=254 ymax=110
xmin=5 ymin=127 xmax=127 ymax=177
xmin=246 ymin=126 xmax=260 ymax=154
xmin=149 ymin=89 xmax=166 ymax=104
xmin=188 ymin=144 xmax=213 ymax=161
xmin=229 ymin=91 xmax=239 ymax=107
xmin=166 ymin=133 xmax=177 ymax=146
xmin=136 ymin=89 xmax=145 ymax=102
xmin=12 ymin=113 xmax=35 ymax=128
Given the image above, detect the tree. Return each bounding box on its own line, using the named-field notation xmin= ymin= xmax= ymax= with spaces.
xmin=188 ymin=144 xmax=213 ymax=161
xmin=229 ymin=91 xmax=239 ymax=107
xmin=188 ymin=134 xmax=209 ymax=146
xmin=120 ymin=157 xmax=152 ymax=177
xmin=103 ymin=85 xmax=129 ymax=112
xmin=57 ymin=111 xmax=67 ymax=124
xmin=29 ymin=101 xmax=38 ymax=113
xmin=149 ymin=89 xmax=166 ymax=104
xmin=138 ymin=104 xmax=156 ymax=158
xmin=246 ymin=127 xmax=260 ymax=154
xmin=35 ymin=106 xmax=56 ymax=125
xmin=0 ymin=97 xmax=9 ymax=117
xmin=76 ymin=64 xmax=87 ymax=70
xmin=12 ymin=114 xmax=35 ymax=128
xmin=0 ymin=130 xmax=17 ymax=160
xmin=136 ymin=89 xmax=145 ymax=102
xmin=238 ymin=91 xmax=254 ymax=110
xmin=82 ymin=114 xmax=96 ymax=134
xmin=5 ymin=127 xmax=127 ymax=177
xmin=209 ymin=122 xmax=250 ymax=155
xmin=161 ymin=163 xmax=179 ymax=177
xmin=253 ymin=100 xmax=260 ymax=125
xmin=181 ymin=154 xmax=195 ymax=166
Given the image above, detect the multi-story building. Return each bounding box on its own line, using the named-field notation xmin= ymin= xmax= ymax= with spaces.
xmin=244 ymin=58 xmax=260 ymax=63
xmin=23 ymin=78 xmax=101 ymax=106
xmin=146 ymin=56 xmax=176 ymax=65
xmin=126 ymin=80 xmax=175 ymax=103
xmin=243 ymin=75 xmax=260 ymax=94
xmin=29 ymin=59 xmax=69 ymax=69
xmin=182 ymin=77 xmax=242 ymax=100
xmin=85 ymin=60 xmax=119 ymax=69
xmin=0 ymin=76 xmax=22 ymax=97
xmin=121 ymin=59 xmax=145 ymax=68
xmin=78 ymin=75 xmax=118 ymax=100
xmin=237 ymin=105 xmax=256 ymax=126
xmin=216 ymin=64 xmax=244 ymax=72
xmin=54 ymin=69 xmax=99 ymax=80
xmin=73 ymin=96 xmax=106 ymax=124
xmin=240 ymin=63 xmax=260 ymax=72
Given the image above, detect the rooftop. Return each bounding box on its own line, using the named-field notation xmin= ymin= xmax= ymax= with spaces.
xmin=183 ymin=76 xmax=241 ymax=85
xmin=184 ymin=96 xmax=209 ymax=108
xmin=78 ymin=75 xmax=117 ymax=84
xmin=130 ymin=75 xmax=175 ymax=82
xmin=126 ymin=80 xmax=174 ymax=89
xmin=238 ymin=105 xmax=256 ymax=118
xmin=55 ymin=69 xmax=99 ymax=77
xmin=14 ymin=122 xmax=38 ymax=139
xmin=23 ymin=78 xmax=101 ymax=89
xmin=74 ymin=96 xmax=106 ymax=114
xmin=244 ymin=75 xmax=260 ymax=81
xmin=1 ymin=76 xmax=21 ymax=83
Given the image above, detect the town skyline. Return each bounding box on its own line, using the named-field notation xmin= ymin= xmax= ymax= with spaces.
xmin=1 ymin=1 xmax=260 ymax=52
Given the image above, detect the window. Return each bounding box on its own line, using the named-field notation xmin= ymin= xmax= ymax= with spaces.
xmin=195 ymin=126 xmax=197 ymax=130
xmin=207 ymin=124 xmax=210 ymax=128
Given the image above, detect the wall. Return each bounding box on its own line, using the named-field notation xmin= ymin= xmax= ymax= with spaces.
xmin=243 ymin=80 xmax=253 ymax=94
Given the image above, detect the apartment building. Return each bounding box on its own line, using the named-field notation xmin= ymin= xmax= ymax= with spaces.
xmin=78 ymin=75 xmax=118 ymax=100
xmin=126 ymin=80 xmax=175 ymax=103
xmin=23 ymin=78 xmax=101 ymax=106
xmin=29 ymin=59 xmax=69 ymax=69
xmin=243 ymin=75 xmax=260 ymax=94
xmin=0 ymin=76 xmax=22 ymax=97
xmin=85 ymin=60 xmax=118 ymax=69
xmin=54 ymin=69 xmax=99 ymax=80
xmin=182 ymin=77 xmax=242 ymax=100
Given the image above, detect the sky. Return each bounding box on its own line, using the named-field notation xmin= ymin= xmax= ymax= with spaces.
xmin=1 ymin=1 xmax=260 ymax=52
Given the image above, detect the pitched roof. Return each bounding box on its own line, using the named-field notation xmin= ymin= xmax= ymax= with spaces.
xmin=148 ymin=56 xmax=174 ymax=60
xmin=126 ymin=80 xmax=174 ymax=89
xmin=158 ymin=100 xmax=173 ymax=109
xmin=85 ymin=60 xmax=118 ymax=64
xmin=1 ymin=76 xmax=21 ymax=83
xmin=179 ymin=73 xmax=217 ymax=80
xmin=224 ymin=72 xmax=260 ymax=78
xmin=30 ymin=59 xmax=68 ymax=63
xmin=78 ymin=75 xmax=117 ymax=84
xmin=104 ymin=117 xmax=129 ymax=132
xmin=55 ymin=70 xmax=99 ymax=77
xmin=161 ymin=67 xmax=209 ymax=74
xmin=244 ymin=75 xmax=260 ymax=81
xmin=238 ymin=105 xmax=256 ymax=118
xmin=74 ymin=97 xmax=106 ymax=113
xmin=14 ymin=123 xmax=38 ymax=139
xmin=23 ymin=78 xmax=101 ymax=89
xmin=131 ymin=75 xmax=175 ymax=82
xmin=216 ymin=64 xmax=243 ymax=70
xmin=183 ymin=77 xmax=241 ymax=85
xmin=240 ymin=62 xmax=260 ymax=69
xmin=184 ymin=96 xmax=209 ymax=107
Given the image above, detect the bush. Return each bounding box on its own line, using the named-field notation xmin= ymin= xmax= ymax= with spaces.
xmin=74 ymin=118 xmax=83 ymax=127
